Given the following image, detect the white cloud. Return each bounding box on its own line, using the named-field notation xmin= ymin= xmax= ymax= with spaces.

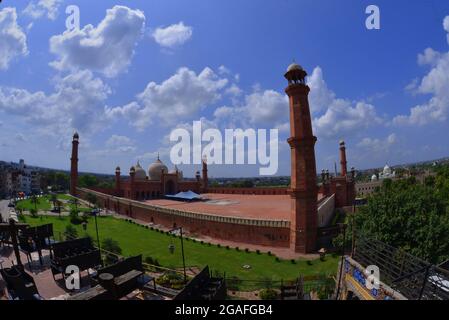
xmin=107 ymin=67 xmax=228 ymax=129
xmin=106 ymin=135 xmax=136 ymax=153
xmin=357 ymin=133 xmax=397 ymax=153
xmin=15 ymin=133 xmax=28 ymax=142
xmin=0 ymin=8 xmax=28 ymax=70
xmin=444 ymin=16 xmax=449 ymax=44
xmin=0 ymin=70 xmax=111 ymax=138
xmin=308 ymin=67 xmax=382 ymax=139
xmin=313 ymin=100 xmax=381 ymax=139
xmin=152 ymin=22 xmax=193 ymax=48
xmin=307 ymin=66 xmax=335 ymax=114
xmin=23 ymin=0 xmax=62 ymax=20
xmin=49 ymin=5 xmax=145 ymax=77
xmin=394 ymin=16 xmax=449 ymax=126
xmin=214 ymin=89 xmax=288 ymax=129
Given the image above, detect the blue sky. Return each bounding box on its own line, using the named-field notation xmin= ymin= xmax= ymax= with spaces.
xmin=1 ymin=0 xmax=449 ymax=177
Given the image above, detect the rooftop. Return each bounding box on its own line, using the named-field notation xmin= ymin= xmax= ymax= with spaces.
xmin=144 ymin=193 xmax=325 ymax=221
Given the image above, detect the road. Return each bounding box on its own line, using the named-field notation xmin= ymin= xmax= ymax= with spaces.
xmin=0 ymin=199 xmax=11 ymax=222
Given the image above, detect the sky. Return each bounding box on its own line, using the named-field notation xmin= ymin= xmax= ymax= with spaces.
xmin=1 ymin=0 xmax=449 ymax=178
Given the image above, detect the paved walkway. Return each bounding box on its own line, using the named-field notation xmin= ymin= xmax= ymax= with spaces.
xmin=0 ymin=200 xmax=10 ymax=222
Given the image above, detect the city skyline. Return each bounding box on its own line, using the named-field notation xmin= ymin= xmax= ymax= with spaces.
xmin=1 ymin=0 xmax=449 ymax=177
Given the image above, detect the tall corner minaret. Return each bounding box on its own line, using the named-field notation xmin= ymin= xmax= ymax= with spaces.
xmin=70 ymin=132 xmax=79 ymax=196
xmin=115 ymin=166 xmax=121 ymax=195
xmin=202 ymin=156 xmax=208 ymax=192
xmin=339 ymin=140 xmax=348 ymax=177
xmin=285 ymin=62 xmax=318 ymax=254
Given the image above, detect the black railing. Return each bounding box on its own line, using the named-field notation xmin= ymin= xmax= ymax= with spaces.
xmin=353 ymin=236 xmax=449 ymax=300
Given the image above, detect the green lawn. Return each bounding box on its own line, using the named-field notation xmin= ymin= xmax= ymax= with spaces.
xmin=22 ymin=215 xmax=339 ymax=284
xmin=16 ymin=194 xmax=90 ymax=212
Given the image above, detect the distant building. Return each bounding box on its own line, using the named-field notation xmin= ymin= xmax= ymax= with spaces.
xmin=371 ymin=164 xmax=396 ymax=181
xmin=0 ymin=159 xmax=41 ymax=197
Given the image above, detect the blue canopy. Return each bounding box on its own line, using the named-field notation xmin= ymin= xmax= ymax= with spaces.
xmin=165 ymin=190 xmax=202 ymax=201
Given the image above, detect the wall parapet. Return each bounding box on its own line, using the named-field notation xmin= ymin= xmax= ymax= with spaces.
xmin=78 ymin=187 xmax=290 ymax=229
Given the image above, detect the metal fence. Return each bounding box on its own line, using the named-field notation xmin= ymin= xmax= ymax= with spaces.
xmin=353 ymin=236 xmax=449 ymax=300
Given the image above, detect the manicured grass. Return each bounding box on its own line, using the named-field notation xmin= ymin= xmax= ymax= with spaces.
xmin=22 ymin=215 xmax=339 ymax=284
xmin=16 ymin=194 xmax=89 ymax=212
xmin=16 ymin=196 xmax=52 ymax=211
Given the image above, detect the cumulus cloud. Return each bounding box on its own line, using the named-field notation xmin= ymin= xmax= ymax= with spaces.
xmin=213 ymin=89 xmax=288 ymax=129
xmin=0 ymin=70 xmax=111 ymax=137
xmin=105 ymin=135 xmax=136 ymax=153
xmin=307 ymin=66 xmax=335 ymax=114
xmin=357 ymin=133 xmax=397 ymax=153
xmin=23 ymin=0 xmax=62 ymax=20
xmin=152 ymin=22 xmax=193 ymax=48
xmin=394 ymin=18 xmax=449 ymax=126
xmin=107 ymin=67 xmax=228 ymax=129
xmin=49 ymin=5 xmax=145 ymax=77
xmin=307 ymin=67 xmax=382 ymax=139
xmin=0 ymin=8 xmax=28 ymax=70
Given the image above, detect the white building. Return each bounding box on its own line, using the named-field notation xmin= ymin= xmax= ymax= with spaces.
xmin=371 ymin=164 xmax=396 ymax=181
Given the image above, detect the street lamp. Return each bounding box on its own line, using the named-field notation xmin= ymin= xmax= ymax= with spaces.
xmin=168 ymin=226 xmax=187 ymax=283
xmin=91 ymin=208 xmax=101 ymax=253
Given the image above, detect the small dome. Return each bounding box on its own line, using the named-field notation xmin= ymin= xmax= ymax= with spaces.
xmin=115 ymin=166 xmax=121 ymax=172
xmin=73 ymin=132 xmax=79 ymax=140
xmin=339 ymin=140 xmax=345 ymax=146
xmin=383 ymin=164 xmax=392 ymax=175
xmin=148 ymin=157 xmax=168 ymax=181
xmin=134 ymin=161 xmax=147 ymax=180
xmin=371 ymin=174 xmax=378 ymax=181
xmin=287 ymin=62 xmax=303 ymax=73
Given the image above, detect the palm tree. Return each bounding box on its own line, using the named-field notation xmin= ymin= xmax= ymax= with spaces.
xmin=56 ymin=200 xmax=63 ymax=219
xmin=70 ymin=198 xmax=80 ymax=212
xmin=50 ymin=193 xmax=58 ymax=211
xmin=86 ymin=193 xmax=97 ymax=208
xmin=30 ymin=194 xmax=39 ymax=212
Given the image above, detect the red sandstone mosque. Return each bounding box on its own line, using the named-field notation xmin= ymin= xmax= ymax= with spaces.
xmin=70 ymin=63 xmax=356 ymax=254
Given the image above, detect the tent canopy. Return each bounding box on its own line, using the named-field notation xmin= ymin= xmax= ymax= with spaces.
xmin=165 ymin=190 xmax=202 ymax=201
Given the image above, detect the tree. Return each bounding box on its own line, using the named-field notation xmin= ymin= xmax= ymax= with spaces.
xmin=30 ymin=194 xmax=39 ymax=212
xmin=50 ymin=193 xmax=58 ymax=210
xmin=356 ymin=171 xmax=449 ymax=264
xmin=70 ymin=198 xmax=80 ymax=212
xmin=102 ymin=238 xmax=122 ymax=265
xmin=64 ymin=224 xmax=78 ymax=239
xmin=78 ymin=175 xmax=99 ymax=188
xmin=86 ymin=193 xmax=98 ymax=208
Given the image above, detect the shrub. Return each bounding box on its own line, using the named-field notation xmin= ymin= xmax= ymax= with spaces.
xmin=200 ymin=241 xmax=204 ymax=244
xmin=145 ymin=256 xmax=154 ymax=265
xmin=291 ymin=259 xmax=296 ymax=264
xmin=256 ymin=249 xmax=261 ymax=255
xmin=64 ymin=224 xmax=78 ymax=239
xmin=102 ymin=238 xmax=122 ymax=265
xmin=259 ymin=288 xmax=279 ymax=300
xmin=217 ymin=244 xmax=221 ymax=248
xmin=226 ymin=246 xmax=230 ymax=250
xmin=69 ymin=209 xmax=83 ymax=225
xmin=236 ymin=247 xmax=240 ymax=251
xmin=275 ymin=257 xmax=280 ymax=262
xmin=267 ymin=251 xmax=272 ymax=256
xmin=307 ymin=260 xmax=313 ymax=266
xmin=245 ymin=248 xmax=249 ymax=253
xmin=30 ymin=208 xmax=38 ymax=218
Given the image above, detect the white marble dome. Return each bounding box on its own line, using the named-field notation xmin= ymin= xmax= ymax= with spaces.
xmin=383 ymin=164 xmax=392 ymax=175
xmin=148 ymin=157 xmax=168 ymax=181
xmin=134 ymin=161 xmax=147 ymax=180
xmin=287 ymin=62 xmax=303 ymax=72
xmin=371 ymin=174 xmax=378 ymax=181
